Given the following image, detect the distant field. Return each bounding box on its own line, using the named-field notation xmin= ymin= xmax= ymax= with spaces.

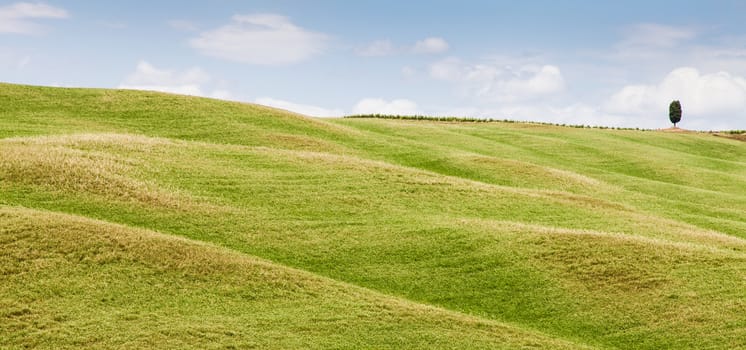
xmin=2 ymin=83 xmax=746 ymax=349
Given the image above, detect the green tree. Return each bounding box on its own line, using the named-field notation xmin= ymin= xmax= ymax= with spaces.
xmin=669 ymin=100 xmax=682 ymax=127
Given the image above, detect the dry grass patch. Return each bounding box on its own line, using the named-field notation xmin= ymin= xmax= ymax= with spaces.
xmin=0 ymin=134 xmax=195 ymax=209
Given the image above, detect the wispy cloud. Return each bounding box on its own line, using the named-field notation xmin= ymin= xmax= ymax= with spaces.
xmin=619 ymin=23 xmax=697 ymax=49
xmin=355 ymin=39 xmax=395 ymax=57
xmin=607 ymin=23 xmax=701 ymax=63
xmin=0 ymin=2 xmax=68 ymax=34
xmin=190 ymin=14 xmax=328 ymax=65
xmin=412 ymin=37 xmax=449 ymax=54
xmin=356 ymin=37 xmax=449 ymax=57
xmin=430 ymin=58 xmax=565 ymax=103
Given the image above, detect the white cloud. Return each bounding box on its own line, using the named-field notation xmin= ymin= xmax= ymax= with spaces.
xmin=412 ymin=37 xmax=449 ymax=54
xmin=497 ymin=104 xmax=625 ymax=126
xmin=499 ymin=65 xmax=564 ymax=101
xmin=439 ymin=66 xmax=746 ymax=130
xmin=430 ymin=58 xmax=565 ymax=102
xmin=356 ymin=40 xmax=395 ymax=56
xmin=118 ymin=61 xmax=230 ymax=99
xmin=604 ymin=67 xmax=746 ymax=129
xmin=254 ymin=97 xmax=422 ymax=117
xmin=352 ymin=98 xmax=421 ymax=115
xmin=430 ymin=66 xmax=746 ymax=130
xmin=254 ymin=97 xmax=421 ymax=117
xmin=255 ymin=97 xmax=344 ymax=117
xmin=189 ymin=14 xmax=328 ymax=65
xmin=0 ymin=2 xmax=68 ymax=34
xmin=429 ymin=57 xmax=463 ymax=81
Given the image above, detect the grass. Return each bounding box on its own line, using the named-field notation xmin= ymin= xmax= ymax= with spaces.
xmin=1 ymin=82 xmax=746 ymax=349
xmin=3 ymin=206 xmax=583 ymax=349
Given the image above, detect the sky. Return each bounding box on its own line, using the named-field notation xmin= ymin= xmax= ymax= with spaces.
xmin=2 ymin=1 xmax=746 ymax=130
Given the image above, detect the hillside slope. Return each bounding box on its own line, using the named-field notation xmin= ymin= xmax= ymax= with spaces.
xmin=1 ymin=83 xmax=746 ymax=349
xmin=2 ymin=205 xmax=585 ymax=349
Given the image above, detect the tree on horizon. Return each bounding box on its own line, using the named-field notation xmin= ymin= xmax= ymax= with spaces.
xmin=669 ymin=100 xmax=682 ymax=128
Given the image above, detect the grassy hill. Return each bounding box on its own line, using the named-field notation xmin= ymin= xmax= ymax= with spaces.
xmin=1 ymin=83 xmax=746 ymax=349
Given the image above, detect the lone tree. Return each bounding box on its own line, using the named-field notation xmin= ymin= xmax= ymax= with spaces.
xmin=669 ymin=100 xmax=682 ymax=127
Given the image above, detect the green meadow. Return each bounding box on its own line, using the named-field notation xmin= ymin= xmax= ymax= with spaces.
xmin=2 ymin=83 xmax=746 ymax=349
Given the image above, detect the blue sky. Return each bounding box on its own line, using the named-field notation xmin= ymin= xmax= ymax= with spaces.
xmin=2 ymin=1 xmax=746 ymax=130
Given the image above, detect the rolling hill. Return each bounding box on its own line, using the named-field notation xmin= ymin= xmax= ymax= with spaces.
xmin=2 ymin=83 xmax=746 ymax=349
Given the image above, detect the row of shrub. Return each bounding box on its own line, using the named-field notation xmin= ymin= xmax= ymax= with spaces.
xmin=345 ymin=114 xmax=499 ymax=123
xmin=343 ymin=114 xmax=652 ymax=131
xmin=716 ymin=130 xmax=746 ymax=134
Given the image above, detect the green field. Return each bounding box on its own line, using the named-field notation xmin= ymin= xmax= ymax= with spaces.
xmin=2 ymin=83 xmax=746 ymax=349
